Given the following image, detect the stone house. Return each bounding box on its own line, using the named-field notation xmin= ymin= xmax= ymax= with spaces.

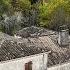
xmin=0 ymin=26 xmax=70 ymax=70
xmin=0 ymin=31 xmax=49 ymax=70
xmin=15 ymin=26 xmax=70 ymax=70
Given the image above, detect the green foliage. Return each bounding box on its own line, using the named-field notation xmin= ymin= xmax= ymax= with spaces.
xmin=0 ymin=0 xmax=31 ymax=15
xmin=0 ymin=0 xmax=11 ymax=15
xmin=39 ymin=0 xmax=70 ymax=30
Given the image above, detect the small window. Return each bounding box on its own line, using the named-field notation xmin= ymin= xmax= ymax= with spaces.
xmin=25 ymin=61 xmax=32 ymax=70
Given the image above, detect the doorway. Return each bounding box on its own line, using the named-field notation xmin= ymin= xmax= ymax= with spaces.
xmin=25 ymin=61 xmax=32 ymax=70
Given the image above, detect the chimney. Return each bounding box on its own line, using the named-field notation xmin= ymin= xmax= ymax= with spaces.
xmin=58 ymin=25 xmax=69 ymax=46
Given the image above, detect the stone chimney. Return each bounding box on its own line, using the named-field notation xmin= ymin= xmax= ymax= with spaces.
xmin=58 ymin=25 xmax=69 ymax=46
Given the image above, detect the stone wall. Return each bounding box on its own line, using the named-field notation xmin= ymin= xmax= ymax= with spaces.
xmin=0 ymin=53 xmax=48 ymax=70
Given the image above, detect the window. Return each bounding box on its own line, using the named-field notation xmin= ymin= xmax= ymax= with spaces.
xmin=25 ymin=61 xmax=32 ymax=70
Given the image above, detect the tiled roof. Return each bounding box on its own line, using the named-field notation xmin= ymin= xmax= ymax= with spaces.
xmin=0 ymin=32 xmax=49 ymax=62
xmin=0 ymin=39 xmax=45 ymax=61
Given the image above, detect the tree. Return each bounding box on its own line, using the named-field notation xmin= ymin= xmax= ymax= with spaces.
xmin=38 ymin=0 xmax=70 ymax=30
